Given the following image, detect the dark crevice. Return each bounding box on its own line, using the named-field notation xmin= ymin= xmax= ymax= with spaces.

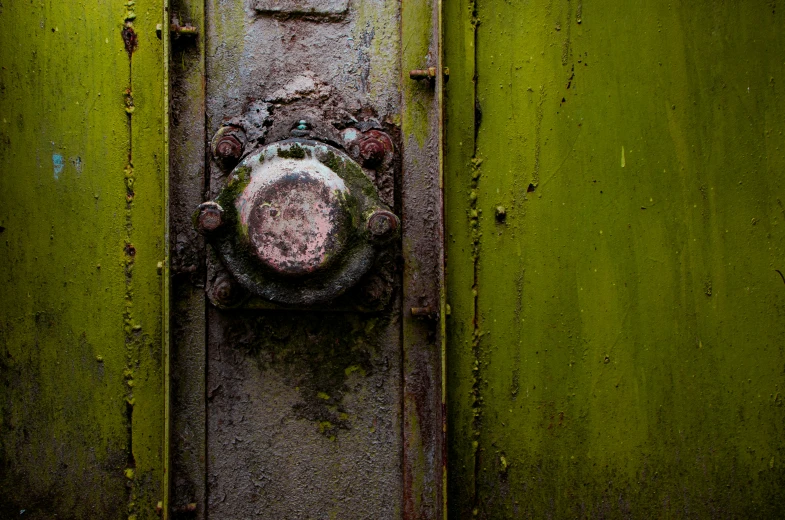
xmin=125 ymin=400 xmax=136 ymax=469
xmin=203 ymin=3 xmax=211 ymax=519
xmin=470 ymin=0 xmax=482 ymax=516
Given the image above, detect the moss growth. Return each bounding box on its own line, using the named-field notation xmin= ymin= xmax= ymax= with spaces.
xmin=225 ymin=312 xmax=381 ymax=438
xmin=277 ymin=143 xmax=306 ymax=159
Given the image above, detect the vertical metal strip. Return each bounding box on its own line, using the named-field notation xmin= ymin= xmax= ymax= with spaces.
xmin=162 ymin=0 xmax=172 ymax=518
xmin=436 ymin=1 xmax=447 ymax=518
xmin=401 ymin=0 xmax=445 ymax=517
xmin=167 ymin=0 xmax=207 ymax=516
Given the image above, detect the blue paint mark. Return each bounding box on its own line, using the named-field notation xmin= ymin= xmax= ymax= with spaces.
xmin=52 ymin=154 xmax=64 ymax=179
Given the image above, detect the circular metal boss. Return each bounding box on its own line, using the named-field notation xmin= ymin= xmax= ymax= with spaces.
xmin=199 ymin=139 xmax=397 ymax=306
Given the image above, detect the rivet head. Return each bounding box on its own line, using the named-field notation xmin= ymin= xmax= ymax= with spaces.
xmin=367 ymin=210 xmax=399 ymax=241
xmin=211 ymin=126 xmax=246 ymax=165
xmin=210 ymin=273 xmax=246 ymax=308
xmin=196 ymin=202 xmax=224 ymax=234
xmin=213 ymin=278 xmax=236 ymax=306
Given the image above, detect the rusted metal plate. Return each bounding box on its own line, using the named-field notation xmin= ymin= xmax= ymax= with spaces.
xmin=254 ymin=0 xmax=349 ymax=15
xmin=196 ymin=0 xmax=411 ymax=517
xmin=0 ymin=0 xmax=169 ymax=518
xmin=169 ymin=0 xmax=443 ymax=517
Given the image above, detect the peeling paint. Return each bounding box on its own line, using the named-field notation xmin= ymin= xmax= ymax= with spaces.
xmin=52 ymin=153 xmax=64 ymax=179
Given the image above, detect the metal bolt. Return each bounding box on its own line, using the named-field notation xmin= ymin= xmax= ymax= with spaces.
xmin=211 ymin=275 xmax=242 ymax=307
xmin=169 ymin=15 xmax=199 ymax=37
xmin=367 ymin=210 xmax=399 ymax=241
xmin=196 ymin=202 xmax=224 ymax=234
xmin=357 ymin=130 xmax=394 ymax=167
xmin=411 ymin=306 xmax=437 ymax=319
xmin=409 ymin=67 xmax=437 ymax=80
xmin=409 ymin=67 xmax=450 ymax=82
xmin=174 ymin=502 xmax=198 ymax=513
xmin=211 ymin=126 xmax=246 ymax=165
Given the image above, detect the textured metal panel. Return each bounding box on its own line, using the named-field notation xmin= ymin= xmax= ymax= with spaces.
xmin=445 ymin=1 xmax=785 ymax=517
xmin=0 ymin=1 xmax=168 ymax=518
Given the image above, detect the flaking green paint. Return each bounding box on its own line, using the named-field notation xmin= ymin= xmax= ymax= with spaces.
xmin=446 ymin=1 xmax=785 ymax=517
xmin=0 ymin=1 xmax=168 ymax=518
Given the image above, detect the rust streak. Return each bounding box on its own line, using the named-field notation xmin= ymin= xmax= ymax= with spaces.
xmin=122 ymin=24 xmax=138 ymax=56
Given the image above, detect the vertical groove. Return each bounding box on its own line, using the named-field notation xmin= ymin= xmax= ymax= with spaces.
xmin=202 ymin=3 xmax=210 ymax=517
xmin=122 ymin=2 xmax=138 ymax=518
xmin=468 ymin=0 xmax=481 ymax=514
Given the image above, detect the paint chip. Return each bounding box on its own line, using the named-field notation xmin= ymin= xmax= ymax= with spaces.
xmin=52 ymin=154 xmax=64 ymax=179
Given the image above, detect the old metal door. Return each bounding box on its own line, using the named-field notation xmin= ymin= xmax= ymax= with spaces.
xmin=1 ymin=1 xmax=169 ymax=518
xmin=444 ymin=1 xmax=785 ymax=518
xmin=168 ymin=1 xmax=444 ymax=518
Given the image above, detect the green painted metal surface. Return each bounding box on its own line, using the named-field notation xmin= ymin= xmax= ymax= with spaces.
xmin=445 ymin=1 xmax=785 ymax=517
xmin=0 ymin=1 xmax=168 ymax=518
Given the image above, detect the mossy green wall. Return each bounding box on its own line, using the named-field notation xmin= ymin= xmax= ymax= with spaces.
xmin=0 ymin=1 xmax=168 ymax=518
xmin=446 ymin=1 xmax=785 ymax=517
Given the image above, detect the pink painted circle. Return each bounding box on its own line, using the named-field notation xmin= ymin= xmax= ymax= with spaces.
xmin=242 ymin=168 xmax=349 ymax=276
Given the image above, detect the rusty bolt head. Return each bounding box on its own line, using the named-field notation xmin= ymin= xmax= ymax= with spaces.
xmin=211 ymin=126 xmax=246 ymax=164
xmin=211 ymin=274 xmax=244 ymax=307
xmin=357 ymin=130 xmax=393 ymax=167
xmin=196 ymin=202 xmax=224 ymax=234
xmin=367 ymin=210 xmax=399 ymax=241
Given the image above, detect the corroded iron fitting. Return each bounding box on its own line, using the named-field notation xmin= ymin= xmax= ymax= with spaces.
xmin=411 ymin=306 xmax=438 ymax=320
xmin=367 ymin=210 xmax=399 ymax=242
xmin=211 ymin=125 xmax=246 ymax=166
xmin=196 ymin=201 xmax=224 ymax=234
xmin=357 ymin=130 xmax=394 ymax=167
xmin=200 ymin=140 xmax=396 ymax=306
